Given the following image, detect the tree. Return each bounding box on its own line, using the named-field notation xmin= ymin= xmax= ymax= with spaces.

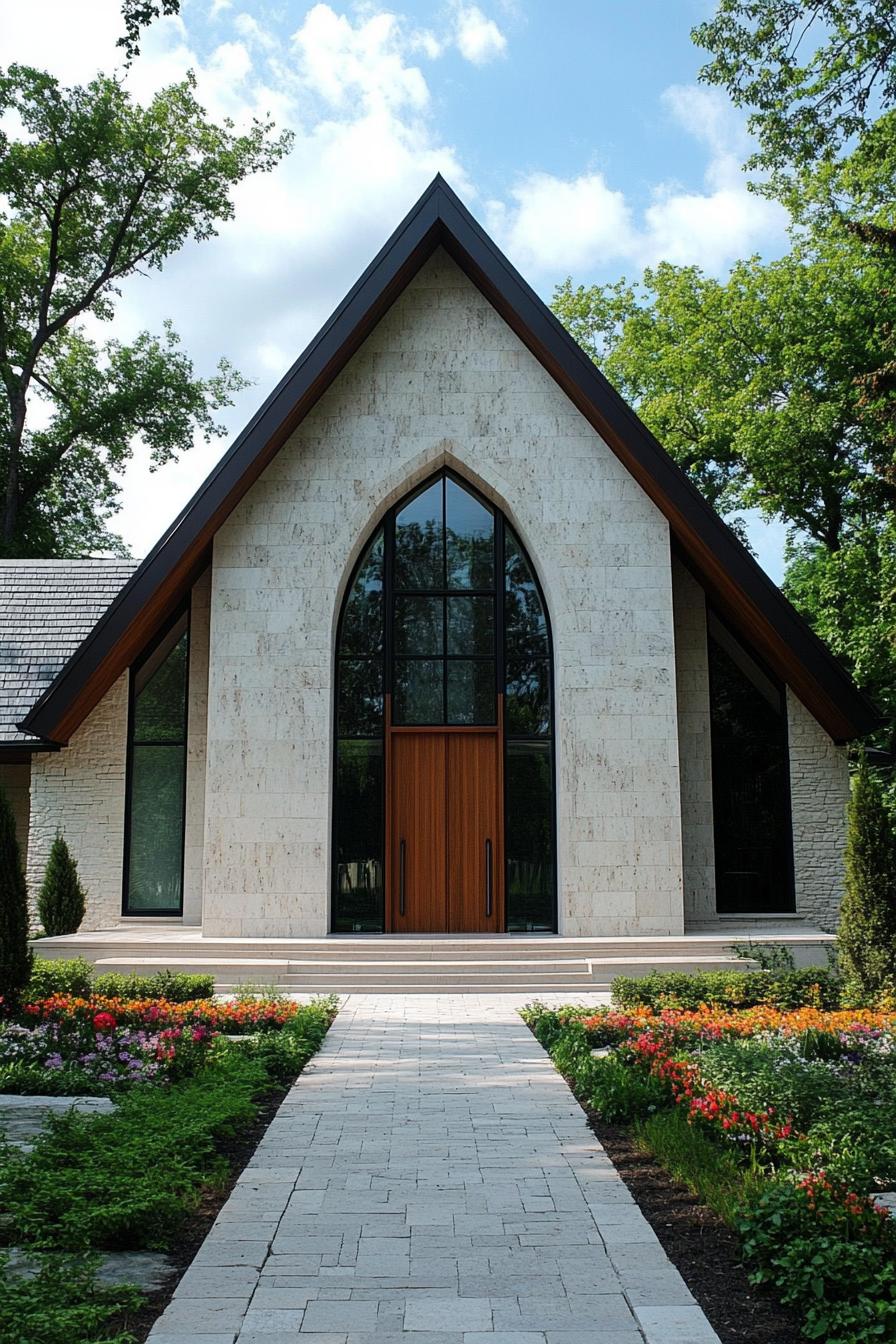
xmin=119 ymin=1 xmax=181 ymax=63
xmin=694 ymin=1 xmax=896 ymax=461
xmin=38 ymin=832 xmax=87 ymax=936
xmin=0 ymin=65 xmax=292 ymax=557
xmin=0 ymin=787 xmax=32 ymax=1014
xmin=553 ymin=240 xmax=892 ymax=550
xmin=838 ymin=754 xmax=896 ymax=1003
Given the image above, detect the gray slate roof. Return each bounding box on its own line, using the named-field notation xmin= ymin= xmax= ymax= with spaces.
xmin=0 ymin=560 xmax=138 ymax=746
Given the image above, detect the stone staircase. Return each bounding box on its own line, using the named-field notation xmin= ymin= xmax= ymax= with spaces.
xmin=34 ymin=924 xmax=835 ymax=994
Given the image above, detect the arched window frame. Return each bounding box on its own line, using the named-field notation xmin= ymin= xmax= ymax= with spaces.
xmin=331 ymin=469 xmax=557 ymax=933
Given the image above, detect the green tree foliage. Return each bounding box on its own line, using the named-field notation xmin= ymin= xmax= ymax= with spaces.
xmin=0 ymin=65 xmax=292 ymax=557
xmin=553 ymin=242 xmax=890 ymax=549
xmin=838 ymin=754 xmax=896 ymax=1002
xmin=0 ymin=787 xmax=32 ymax=1014
xmin=119 ymin=0 xmax=181 ymax=63
xmin=694 ymin=0 xmax=896 ymax=461
xmin=37 ymin=833 xmax=87 ymax=937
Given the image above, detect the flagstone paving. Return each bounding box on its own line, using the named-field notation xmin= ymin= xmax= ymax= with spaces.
xmin=148 ymin=994 xmax=720 ymax=1344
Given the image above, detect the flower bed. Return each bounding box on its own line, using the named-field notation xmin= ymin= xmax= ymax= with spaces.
xmin=1 ymin=995 xmax=318 ymax=1096
xmin=524 ymin=1000 xmax=896 ymax=1343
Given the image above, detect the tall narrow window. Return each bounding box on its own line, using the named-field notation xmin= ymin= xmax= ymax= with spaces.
xmin=504 ymin=527 xmax=555 ymax=931
xmin=331 ymin=470 xmax=556 ymax=933
xmin=123 ymin=611 xmax=189 ymax=915
xmin=333 ymin=531 xmax=385 ymax=932
xmin=708 ymin=612 xmax=794 ymax=913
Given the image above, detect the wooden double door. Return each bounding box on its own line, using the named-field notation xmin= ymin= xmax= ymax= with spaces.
xmin=389 ymin=729 xmax=502 ymax=932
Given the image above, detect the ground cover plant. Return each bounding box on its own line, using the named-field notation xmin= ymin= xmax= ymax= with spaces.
xmin=0 ymin=991 xmax=338 ymax=1341
xmin=523 ymin=990 xmax=896 ymax=1343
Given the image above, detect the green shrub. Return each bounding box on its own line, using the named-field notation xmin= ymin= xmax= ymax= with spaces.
xmin=0 ymin=1050 xmax=266 ymax=1249
xmin=37 ymin=834 xmax=86 ymax=937
xmin=0 ymin=788 xmax=32 ymax=1015
xmin=839 ymin=755 xmax=896 ymax=1006
xmin=27 ymin=958 xmax=94 ymax=1000
xmin=90 ymin=969 xmax=215 ymax=1002
xmin=0 ymin=1002 xmax=335 ymax=1251
xmin=731 ymin=940 xmax=796 ymax=971
xmin=611 ymin=967 xmax=841 ymax=1011
xmin=738 ymin=1180 xmax=896 ymax=1344
xmin=633 ymin=1107 xmax=764 ymax=1225
xmin=528 ymin=1013 xmax=667 ymax=1122
xmin=0 ymin=1253 xmax=142 ymax=1344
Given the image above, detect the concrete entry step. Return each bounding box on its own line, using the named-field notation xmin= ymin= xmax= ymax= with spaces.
xmin=33 ymin=926 xmax=834 ymax=993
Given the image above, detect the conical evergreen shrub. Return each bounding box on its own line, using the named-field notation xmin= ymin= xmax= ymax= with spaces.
xmin=0 ymin=786 xmax=32 ymax=1013
xmin=37 ymin=832 xmax=86 ymax=937
xmin=838 ymin=755 xmax=896 ymax=1005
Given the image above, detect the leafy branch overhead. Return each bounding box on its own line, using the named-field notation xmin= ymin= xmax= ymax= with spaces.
xmin=0 ymin=65 xmax=293 ymax=557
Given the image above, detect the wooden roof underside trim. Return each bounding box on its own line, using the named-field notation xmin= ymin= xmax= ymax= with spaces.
xmin=20 ymin=177 xmax=879 ymax=745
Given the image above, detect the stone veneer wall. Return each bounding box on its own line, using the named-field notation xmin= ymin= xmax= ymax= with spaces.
xmin=24 ymin=572 xmax=212 ymax=931
xmin=671 ymin=559 xmax=716 ymax=922
xmin=788 ymin=688 xmax=849 ymax=931
xmin=0 ymin=762 xmax=32 ymax=869
xmin=26 ymin=674 xmax=128 ymax=930
xmin=182 ymin=570 xmax=210 ymax=925
xmin=202 ymin=247 xmax=686 ymax=938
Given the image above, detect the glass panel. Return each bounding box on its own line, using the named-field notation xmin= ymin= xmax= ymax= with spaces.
xmin=394 ymin=659 xmax=443 ymax=724
xmin=505 ymin=527 xmax=548 ymax=660
xmin=447 ymin=660 xmax=496 ymax=725
xmin=447 ymin=596 xmax=494 ymax=656
xmin=505 ymin=741 xmax=554 ymax=931
xmin=340 ymin=531 xmax=384 ymax=656
xmin=505 ymin=658 xmax=550 ymax=736
xmin=709 ymin=626 xmax=793 ymax=914
xmin=395 ymin=480 xmax=443 ymax=590
xmin=446 ymin=478 xmax=494 ymax=589
xmin=126 ymin=745 xmax=186 ymax=911
xmin=337 ymin=659 xmax=383 ymax=736
xmin=133 ymin=629 xmax=188 ymax=742
xmin=333 ymin=739 xmax=384 ymax=932
xmin=395 ymin=596 xmax=443 ymax=655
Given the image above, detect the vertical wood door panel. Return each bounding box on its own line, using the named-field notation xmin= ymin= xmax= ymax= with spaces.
xmin=447 ymin=733 xmax=501 ymax=933
xmin=390 ymin=733 xmax=447 ymax=932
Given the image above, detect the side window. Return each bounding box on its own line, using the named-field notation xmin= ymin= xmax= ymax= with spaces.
xmin=123 ymin=612 xmax=189 ymax=914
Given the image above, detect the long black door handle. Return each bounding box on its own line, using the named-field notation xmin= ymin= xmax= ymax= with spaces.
xmin=485 ymin=838 xmax=493 ymax=918
xmin=399 ymin=838 xmax=406 ymax=917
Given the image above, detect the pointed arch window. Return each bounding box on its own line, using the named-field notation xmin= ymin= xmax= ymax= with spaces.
xmin=333 ymin=471 xmax=556 ymax=933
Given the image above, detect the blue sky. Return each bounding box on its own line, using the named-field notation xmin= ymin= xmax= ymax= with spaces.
xmin=4 ymin=0 xmax=791 ymax=577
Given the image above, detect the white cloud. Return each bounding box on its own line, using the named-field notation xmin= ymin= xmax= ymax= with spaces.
xmin=453 ymin=5 xmax=507 ymax=64
xmin=2 ymin=3 xmax=785 ymax=560
xmin=486 ymin=173 xmax=632 ymax=274
xmin=489 ymin=84 xmax=786 ymax=279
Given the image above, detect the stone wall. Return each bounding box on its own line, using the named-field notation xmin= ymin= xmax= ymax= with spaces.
xmin=182 ymin=570 xmax=210 ymax=925
xmin=671 ymin=559 xmax=716 ymax=922
xmin=23 ymin=572 xmax=212 ymax=931
xmin=203 ymin=247 xmax=686 ymax=937
xmin=0 ymin=762 xmax=31 ymax=870
xmin=788 ymin=688 xmax=850 ymax=930
xmin=26 ymin=674 xmax=128 ymax=930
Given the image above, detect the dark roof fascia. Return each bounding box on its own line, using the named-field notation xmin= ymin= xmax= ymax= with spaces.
xmin=432 ymin=190 xmax=879 ymax=742
xmin=0 ymin=741 xmax=61 ymax=763
xmin=21 ymin=185 xmax=445 ymax=744
xmin=20 ymin=175 xmax=879 ymax=744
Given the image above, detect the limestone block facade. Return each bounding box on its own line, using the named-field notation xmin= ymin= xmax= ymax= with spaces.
xmin=788 ymin=689 xmax=850 ymax=931
xmin=2 ymin=195 xmax=863 ymax=942
xmin=202 ymin=249 xmax=685 ymax=938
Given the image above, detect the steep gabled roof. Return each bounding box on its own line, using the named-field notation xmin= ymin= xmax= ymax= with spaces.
xmin=19 ymin=177 xmax=878 ymax=745
xmin=0 ymin=560 xmax=137 ymax=750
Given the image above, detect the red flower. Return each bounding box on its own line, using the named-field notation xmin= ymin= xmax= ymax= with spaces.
xmin=93 ymin=1011 xmax=117 ymax=1031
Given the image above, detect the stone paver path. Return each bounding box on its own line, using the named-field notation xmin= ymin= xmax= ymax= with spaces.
xmin=149 ymin=995 xmax=720 ymax=1344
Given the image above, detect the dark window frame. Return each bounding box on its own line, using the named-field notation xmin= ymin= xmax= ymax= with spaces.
xmin=706 ymin=605 xmax=796 ymax=915
xmin=121 ymin=604 xmax=191 ymax=918
xmin=330 ymin=468 xmax=557 ymax=933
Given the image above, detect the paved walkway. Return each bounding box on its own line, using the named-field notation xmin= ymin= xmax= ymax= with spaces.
xmin=149 ymin=996 xmax=720 ymax=1344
